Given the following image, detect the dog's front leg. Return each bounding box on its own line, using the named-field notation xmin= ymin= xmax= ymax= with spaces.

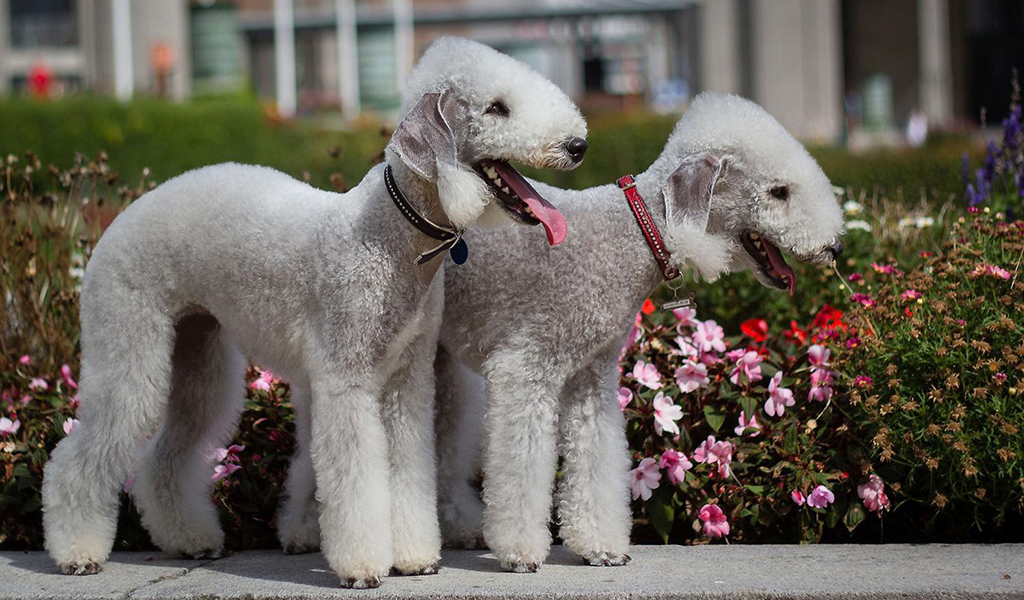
xmin=481 ymin=361 xmax=560 ymax=572
xmin=310 ymin=376 xmax=392 ymax=588
xmin=556 ymin=350 xmax=633 ymax=567
xmin=381 ymin=323 xmax=442 ymax=576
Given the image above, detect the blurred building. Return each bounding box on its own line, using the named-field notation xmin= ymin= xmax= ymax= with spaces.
xmin=0 ymin=0 xmax=1021 ymax=144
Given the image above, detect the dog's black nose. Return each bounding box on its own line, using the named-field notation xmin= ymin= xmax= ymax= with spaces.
xmin=565 ymin=137 xmax=588 ymax=162
xmin=827 ymin=240 xmax=844 ymax=260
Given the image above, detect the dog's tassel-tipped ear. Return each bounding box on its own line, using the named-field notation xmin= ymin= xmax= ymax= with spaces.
xmin=388 ymin=88 xmax=462 ymax=182
xmin=663 ymin=153 xmax=728 ymax=232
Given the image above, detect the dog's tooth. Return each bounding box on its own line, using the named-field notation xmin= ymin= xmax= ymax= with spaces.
xmin=525 ymin=205 xmax=534 ymax=214
xmin=502 ymin=186 xmax=511 ymax=195
xmin=484 ymin=166 xmax=496 ymax=178
xmin=495 ymin=177 xmax=503 ymax=187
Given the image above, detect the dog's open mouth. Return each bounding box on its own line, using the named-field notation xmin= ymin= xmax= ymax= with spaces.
xmin=475 ymin=159 xmax=567 ymax=246
xmin=740 ymin=230 xmax=796 ymax=296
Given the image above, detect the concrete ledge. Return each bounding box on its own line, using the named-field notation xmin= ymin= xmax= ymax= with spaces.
xmin=1 ymin=545 xmax=1021 ymax=600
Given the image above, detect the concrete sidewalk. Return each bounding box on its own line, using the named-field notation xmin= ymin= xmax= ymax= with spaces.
xmin=1 ymin=545 xmax=1021 ymax=600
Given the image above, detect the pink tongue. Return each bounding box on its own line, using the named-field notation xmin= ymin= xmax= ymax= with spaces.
xmin=491 ymin=161 xmax=567 ymax=246
xmin=761 ymin=238 xmax=796 ymax=296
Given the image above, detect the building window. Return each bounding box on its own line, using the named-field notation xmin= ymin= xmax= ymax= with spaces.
xmin=9 ymin=0 xmax=78 ymax=49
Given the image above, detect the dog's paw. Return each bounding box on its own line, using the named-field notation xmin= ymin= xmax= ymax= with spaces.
xmin=342 ymin=576 xmax=382 ymax=589
xmin=186 ymin=547 xmax=224 ymax=560
xmin=282 ymin=542 xmax=319 ymax=555
xmin=60 ymin=561 xmax=102 ymax=576
xmin=393 ymin=561 xmax=440 ymax=576
xmin=500 ymin=559 xmax=540 ymax=573
xmin=585 ymin=552 xmax=632 ymax=567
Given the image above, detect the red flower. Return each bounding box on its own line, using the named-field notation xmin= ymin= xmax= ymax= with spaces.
xmin=641 ymin=298 xmax=656 ymax=315
xmin=904 ymin=307 xmax=913 ymax=317
xmin=740 ymin=318 xmax=768 ymax=343
xmin=812 ymin=305 xmax=847 ymax=331
xmin=783 ymin=320 xmax=809 ymax=345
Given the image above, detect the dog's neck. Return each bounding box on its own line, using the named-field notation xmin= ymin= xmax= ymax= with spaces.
xmin=385 ymin=158 xmax=459 ymax=283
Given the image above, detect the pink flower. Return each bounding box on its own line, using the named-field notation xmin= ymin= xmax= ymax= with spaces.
xmin=693 ymin=436 xmax=733 ymax=478
xmin=791 ymin=490 xmax=806 ymax=506
xmin=28 ymin=378 xmax=48 ymax=391
xmin=850 ymin=293 xmax=876 ymax=307
xmin=630 ymin=457 xmax=662 ymax=501
xmin=857 ymin=474 xmax=891 ymax=513
xmin=693 ymin=320 xmax=726 ymax=354
xmin=871 ymin=262 xmax=902 ymax=276
xmin=69 ymin=396 xmax=80 ymax=410
xmin=764 ymin=372 xmax=795 ymax=417
xmin=652 ymin=392 xmax=682 ymax=436
xmin=846 ymin=337 xmax=862 ymax=349
xmin=806 ymin=485 xmax=835 ymax=508
xmin=249 ymin=370 xmax=275 ymax=392
xmin=901 ymin=289 xmax=921 ymax=301
xmin=674 ymin=336 xmax=699 ymax=359
xmin=659 ymin=449 xmax=693 ymax=484
xmin=60 ymin=364 xmax=78 ymax=390
xmin=970 ymin=263 xmax=1012 ymax=280
xmin=631 ymin=360 xmax=663 ymax=390
xmin=674 ymin=360 xmax=709 ymax=393
xmin=698 ymin=504 xmax=730 ymax=538
xmin=212 ymin=462 xmax=241 ymax=482
xmin=808 ymin=345 xmax=830 ymax=371
xmin=617 ymin=387 xmax=633 ymax=410
xmin=0 ymin=417 xmax=20 ymax=436
xmin=734 ymin=411 xmax=761 ymax=437
xmin=728 ymin=350 xmax=763 ymax=385
xmin=808 ymin=369 xmax=834 ymax=403
xmin=848 ymin=273 xmax=863 ymax=283
xmin=673 ymin=306 xmax=697 ymax=327
xmin=854 ymin=375 xmax=872 ymax=388
xmin=212 ymin=444 xmax=246 ymax=463
xmin=62 ymin=418 xmax=79 ymax=435
xmin=18 ymin=355 xmax=31 ymax=365
xmin=994 ymin=372 xmax=1007 ymax=384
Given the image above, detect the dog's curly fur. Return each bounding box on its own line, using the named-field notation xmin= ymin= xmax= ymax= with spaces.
xmin=40 ymin=37 xmax=586 ymax=587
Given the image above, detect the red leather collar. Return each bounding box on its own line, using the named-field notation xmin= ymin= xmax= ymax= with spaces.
xmin=617 ymin=174 xmax=680 ymax=281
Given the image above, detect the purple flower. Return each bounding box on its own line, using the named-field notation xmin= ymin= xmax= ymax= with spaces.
xmin=807 ymin=485 xmax=835 ymax=509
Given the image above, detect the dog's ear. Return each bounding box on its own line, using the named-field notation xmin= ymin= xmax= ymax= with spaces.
xmin=388 ymin=88 xmax=466 ymax=182
xmin=663 ymin=153 xmax=728 ymax=232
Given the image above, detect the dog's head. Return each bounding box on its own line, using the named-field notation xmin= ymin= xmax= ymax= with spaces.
xmin=653 ymin=93 xmax=844 ymax=294
xmin=386 ymin=37 xmax=588 ymax=245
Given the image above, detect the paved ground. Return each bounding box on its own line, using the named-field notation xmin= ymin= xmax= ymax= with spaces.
xmin=1 ymin=545 xmax=1021 ymax=600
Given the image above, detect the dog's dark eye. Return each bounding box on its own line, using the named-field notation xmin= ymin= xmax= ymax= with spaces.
xmin=769 ymin=185 xmax=789 ymax=201
xmin=484 ymin=100 xmax=510 ymax=117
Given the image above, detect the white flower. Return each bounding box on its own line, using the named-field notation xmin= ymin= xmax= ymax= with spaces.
xmin=843 ymin=200 xmax=863 ymax=215
xmin=846 ymin=220 xmax=872 ymax=232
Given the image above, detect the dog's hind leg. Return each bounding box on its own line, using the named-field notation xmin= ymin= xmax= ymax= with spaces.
xmin=381 ymin=317 xmax=442 ymax=576
xmin=277 ymin=384 xmax=321 ymax=554
xmin=435 ymin=345 xmax=486 ymax=549
xmin=556 ymin=347 xmax=632 ymax=567
xmin=43 ymin=289 xmax=176 ymax=575
xmin=130 ymin=313 xmax=246 ymax=559
xmin=480 ymin=353 xmax=560 ymax=573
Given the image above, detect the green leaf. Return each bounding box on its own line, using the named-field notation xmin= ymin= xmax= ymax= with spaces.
xmin=744 ymin=484 xmax=766 ymax=495
xmin=844 ymin=501 xmax=867 ymax=533
xmin=739 ymin=395 xmax=758 ymax=418
xmin=647 ymin=488 xmax=676 ymax=544
xmin=703 ymin=405 xmax=726 ymax=433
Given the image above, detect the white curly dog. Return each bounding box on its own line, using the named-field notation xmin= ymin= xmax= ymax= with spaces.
xmin=429 ymin=92 xmax=845 ymax=571
xmin=280 ymin=92 xmax=845 ymax=571
xmin=41 ymin=37 xmax=587 ymax=588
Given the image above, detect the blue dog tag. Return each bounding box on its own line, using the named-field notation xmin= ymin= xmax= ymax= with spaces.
xmin=450 ymin=238 xmax=469 ymax=265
